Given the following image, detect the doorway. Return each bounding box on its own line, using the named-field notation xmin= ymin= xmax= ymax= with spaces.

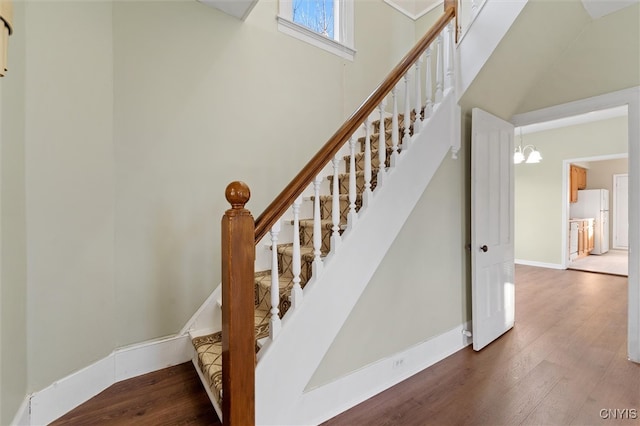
xmin=564 ymin=155 xmax=629 ymax=276
xmin=510 ymin=87 xmax=640 ymax=363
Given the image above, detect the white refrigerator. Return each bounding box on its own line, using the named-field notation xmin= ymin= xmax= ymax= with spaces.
xmin=570 ymin=189 xmax=609 ymax=255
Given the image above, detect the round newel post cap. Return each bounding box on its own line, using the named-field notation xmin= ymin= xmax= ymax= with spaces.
xmin=225 ymin=181 xmax=251 ymax=209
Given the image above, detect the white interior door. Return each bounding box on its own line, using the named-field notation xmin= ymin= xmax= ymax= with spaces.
xmin=471 ymin=108 xmax=515 ymax=351
xmin=613 ymin=173 xmax=629 ymax=249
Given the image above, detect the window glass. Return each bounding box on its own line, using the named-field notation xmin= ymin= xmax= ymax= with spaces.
xmin=292 ymin=0 xmax=336 ymax=40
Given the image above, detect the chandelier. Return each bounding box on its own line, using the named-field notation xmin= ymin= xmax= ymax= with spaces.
xmin=513 ymin=128 xmax=542 ymax=164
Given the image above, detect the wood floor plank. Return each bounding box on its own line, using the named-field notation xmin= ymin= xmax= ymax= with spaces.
xmin=49 ymin=266 xmax=638 ymax=426
xmin=50 ymin=362 xmax=220 ymax=425
xmin=323 ymin=266 xmax=638 ymax=426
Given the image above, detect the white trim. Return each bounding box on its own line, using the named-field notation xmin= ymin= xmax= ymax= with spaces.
xmin=23 ymin=334 xmax=191 ymax=425
xmin=198 ymin=0 xmax=258 ymax=21
xmin=510 ymin=87 xmax=640 ymax=363
xmin=517 ymin=105 xmax=628 ymax=135
xmin=455 ymin=0 xmax=527 ymax=101
xmin=613 ymin=173 xmax=629 ymax=250
xmin=457 ymin=0 xmax=489 ymax=44
xmin=515 ymin=259 xmax=564 ymax=270
xmin=511 ymin=88 xmax=638 ymax=127
xmin=277 ymin=0 xmax=355 ymax=61
xmin=277 ymin=16 xmax=356 ymax=61
xmin=382 ymin=0 xmax=443 ymax=21
xmin=179 ymin=284 xmax=221 ymax=335
xmin=292 ymin=321 xmax=472 ymax=425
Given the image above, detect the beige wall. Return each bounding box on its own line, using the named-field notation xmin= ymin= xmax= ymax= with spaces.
xmin=309 ymin=150 xmax=468 ymax=387
xmin=2 ymin=0 xmax=417 ymax=403
xmin=112 ymin=0 xmax=415 ymax=346
xmin=24 ymin=1 xmax=116 ymax=391
xmin=1 ymin=0 xmax=27 ymax=422
xmin=515 ymin=116 xmax=628 ymax=265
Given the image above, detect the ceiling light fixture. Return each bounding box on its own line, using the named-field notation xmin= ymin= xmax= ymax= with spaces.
xmin=513 ymin=128 xmax=542 ymax=164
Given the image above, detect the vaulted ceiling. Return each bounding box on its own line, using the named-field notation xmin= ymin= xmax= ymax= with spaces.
xmin=459 ymin=0 xmax=639 ymax=118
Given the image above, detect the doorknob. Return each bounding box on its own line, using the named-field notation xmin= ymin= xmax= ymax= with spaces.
xmin=480 ymin=245 xmax=488 ymax=252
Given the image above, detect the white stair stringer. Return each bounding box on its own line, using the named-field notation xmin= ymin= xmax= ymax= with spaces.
xmin=456 ymin=0 xmax=528 ymax=102
xmin=254 ymin=90 xmax=460 ymax=425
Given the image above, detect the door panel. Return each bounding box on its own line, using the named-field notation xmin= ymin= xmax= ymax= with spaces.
xmin=471 ymin=108 xmax=515 ymax=351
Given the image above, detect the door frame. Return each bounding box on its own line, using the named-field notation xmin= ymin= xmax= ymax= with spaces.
xmin=561 ymin=153 xmax=628 ymax=267
xmin=613 ymin=173 xmax=629 ymax=249
xmin=511 ymin=86 xmax=640 ymax=363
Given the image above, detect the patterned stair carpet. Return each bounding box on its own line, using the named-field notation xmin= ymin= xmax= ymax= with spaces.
xmin=192 ymin=113 xmax=416 ymax=409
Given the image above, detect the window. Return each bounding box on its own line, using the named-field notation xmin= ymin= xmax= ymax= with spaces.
xmin=277 ymin=0 xmax=355 ymax=60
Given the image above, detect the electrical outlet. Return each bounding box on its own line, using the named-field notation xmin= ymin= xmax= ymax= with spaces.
xmin=392 ymin=358 xmax=405 ymax=369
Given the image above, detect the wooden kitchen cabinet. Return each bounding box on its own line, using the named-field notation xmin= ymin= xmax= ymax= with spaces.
xmin=569 ymin=165 xmax=587 ymax=203
xmin=570 ymin=218 xmax=594 ymax=259
xmin=577 ymin=167 xmax=587 ymax=189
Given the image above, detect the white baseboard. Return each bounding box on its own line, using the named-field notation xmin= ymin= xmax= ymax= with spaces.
xmin=17 ymin=334 xmax=192 ymax=426
xmin=515 ymin=259 xmax=565 ymax=270
xmin=294 ymin=321 xmax=472 ymax=425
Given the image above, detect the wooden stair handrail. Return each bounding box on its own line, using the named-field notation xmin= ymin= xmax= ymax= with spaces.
xmin=254 ymin=2 xmax=456 ymax=243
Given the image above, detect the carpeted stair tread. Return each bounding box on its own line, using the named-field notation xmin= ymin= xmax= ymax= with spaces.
xmin=255 ymin=270 xmax=294 ymax=292
xmin=192 ymin=306 xmax=268 ymax=409
xmin=298 ymin=218 xmax=336 ymax=229
xmin=193 ymin=332 xmax=223 ymax=408
xmin=310 ymin=194 xmax=362 ymax=222
xmin=357 ymin=130 xmax=396 ymax=151
xmin=276 ymin=243 xmax=317 ymax=259
xmin=328 ymin=169 xmax=379 ymax=195
xmin=371 ymin=110 xmax=418 ymax=130
xmin=344 ymin=148 xmax=394 ymax=171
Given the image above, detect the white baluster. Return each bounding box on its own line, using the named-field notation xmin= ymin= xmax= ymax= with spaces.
xmin=377 ymin=101 xmax=388 ymax=187
xmin=290 ymin=197 xmax=303 ymax=309
xmin=363 ymin=119 xmax=373 ymax=207
xmin=347 ymin=136 xmax=358 ymax=230
xmin=413 ymin=57 xmax=422 ymax=133
xmin=402 ymin=73 xmax=411 ymax=149
xmin=471 ymin=0 xmax=479 ymax=18
xmin=331 ymin=153 xmax=342 ymax=252
xmin=446 ymin=21 xmax=455 ymax=92
xmin=269 ymin=220 xmax=282 ymax=339
xmin=391 ymin=86 xmax=400 ymax=167
xmin=424 ymin=46 xmax=433 ymax=120
xmin=435 ymin=33 xmax=444 ymax=103
xmin=312 ymin=174 xmax=323 ymax=276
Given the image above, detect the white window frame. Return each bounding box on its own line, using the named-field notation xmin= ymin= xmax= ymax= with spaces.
xmin=277 ymin=0 xmax=356 ymax=61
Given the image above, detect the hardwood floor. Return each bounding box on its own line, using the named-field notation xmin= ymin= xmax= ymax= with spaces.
xmin=50 ymin=362 xmax=221 ymax=425
xmin=324 ymin=266 xmax=639 ymax=425
xmin=50 ymin=266 xmax=638 ymax=425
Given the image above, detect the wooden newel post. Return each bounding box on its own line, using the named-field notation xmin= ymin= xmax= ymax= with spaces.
xmin=221 ymin=181 xmax=255 ymax=426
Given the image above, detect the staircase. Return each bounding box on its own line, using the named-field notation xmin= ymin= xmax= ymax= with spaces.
xmin=181 ymin=0 xmax=529 ymax=423
xmin=188 ymin=8 xmax=460 ymax=424
xmin=190 ymin=112 xmax=412 ymax=413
